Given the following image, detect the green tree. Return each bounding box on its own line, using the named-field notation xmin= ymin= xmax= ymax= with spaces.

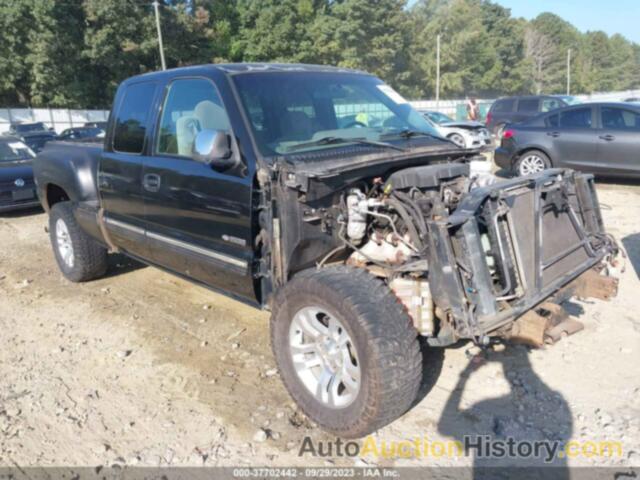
xmin=82 ymin=0 xmax=158 ymax=106
xmin=308 ymin=0 xmax=412 ymax=92
xmin=0 ymin=0 xmax=34 ymax=105
xmin=409 ymin=0 xmax=497 ymax=98
xmin=479 ymin=1 xmax=529 ymax=95
xmin=28 ymin=0 xmax=89 ymax=107
xmin=232 ymin=0 xmax=325 ymax=62
xmin=528 ymin=13 xmax=580 ymax=94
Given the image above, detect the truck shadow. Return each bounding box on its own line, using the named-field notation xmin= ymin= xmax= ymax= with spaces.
xmin=437 ymin=345 xmax=572 ymax=478
xmin=622 ymin=233 xmax=640 ymax=280
xmin=0 ymin=206 xmax=43 ymax=218
xmin=412 ymin=339 xmax=445 ymax=407
xmin=103 ymin=252 xmax=146 ymax=279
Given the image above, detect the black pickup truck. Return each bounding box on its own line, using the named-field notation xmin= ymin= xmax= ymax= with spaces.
xmin=33 ymin=63 xmax=619 ymax=438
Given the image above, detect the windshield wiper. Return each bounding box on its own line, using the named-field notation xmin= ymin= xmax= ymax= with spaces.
xmin=285 ymin=136 xmax=406 ymax=153
xmin=382 ymin=129 xmax=458 ymax=146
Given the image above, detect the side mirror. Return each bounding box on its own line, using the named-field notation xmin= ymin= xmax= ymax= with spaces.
xmin=193 ymin=129 xmax=235 ymax=169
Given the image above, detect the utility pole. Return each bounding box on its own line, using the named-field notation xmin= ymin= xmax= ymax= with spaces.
xmin=566 ymin=48 xmax=571 ymax=96
xmin=152 ymin=0 xmax=167 ymax=71
xmin=436 ymin=34 xmax=441 ymax=108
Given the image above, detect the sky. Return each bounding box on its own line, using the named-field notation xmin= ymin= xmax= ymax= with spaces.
xmin=492 ymin=0 xmax=640 ymax=43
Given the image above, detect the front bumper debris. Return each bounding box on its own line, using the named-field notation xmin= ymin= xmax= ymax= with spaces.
xmin=426 ymin=169 xmax=619 ymax=346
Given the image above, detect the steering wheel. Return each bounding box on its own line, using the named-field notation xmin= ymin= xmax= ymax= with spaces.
xmin=343 ymin=120 xmax=367 ymax=128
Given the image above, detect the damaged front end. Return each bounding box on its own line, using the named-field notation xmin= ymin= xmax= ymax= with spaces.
xmin=424 ymin=168 xmax=619 ymax=346
xmin=262 ymin=156 xmax=619 ymax=348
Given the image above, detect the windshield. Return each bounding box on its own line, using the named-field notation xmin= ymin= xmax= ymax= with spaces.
xmin=0 ymin=140 xmax=35 ymax=162
xmin=14 ymin=123 xmax=48 ymax=133
xmin=425 ymin=111 xmax=454 ymax=124
xmin=232 ymin=72 xmax=440 ymax=156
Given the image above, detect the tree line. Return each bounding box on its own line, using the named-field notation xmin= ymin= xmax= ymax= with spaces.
xmin=1 ymin=0 xmax=638 ymax=108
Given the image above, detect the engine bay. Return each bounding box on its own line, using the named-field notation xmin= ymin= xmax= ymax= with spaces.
xmin=265 ymin=156 xmax=618 ymax=346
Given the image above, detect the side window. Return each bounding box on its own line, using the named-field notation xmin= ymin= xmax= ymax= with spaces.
xmin=156 ymin=78 xmax=230 ymax=158
xmin=546 ymin=114 xmax=559 ymax=128
xmin=541 ymin=99 xmax=561 ymax=112
xmin=517 ymin=99 xmax=539 ymax=113
xmin=492 ymin=99 xmax=515 ymax=113
xmin=601 ymin=107 xmax=640 ymax=131
xmin=113 ymin=82 xmax=156 ymax=154
xmin=560 ymin=108 xmax=592 ymax=128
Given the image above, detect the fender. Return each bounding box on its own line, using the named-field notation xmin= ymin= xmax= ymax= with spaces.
xmin=33 ymin=140 xmax=102 ymax=211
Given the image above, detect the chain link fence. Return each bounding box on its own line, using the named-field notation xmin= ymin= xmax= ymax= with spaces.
xmin=0 ymin=108 xmax=110 ymax=135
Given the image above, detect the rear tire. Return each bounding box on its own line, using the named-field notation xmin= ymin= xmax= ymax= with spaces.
xmin=271 ymin=266 xmax=422 ymax=438
xmin=49 ymin=202 xmax=108 ymax=282
xmin=514 ymin=150 xmax=551 ymax=177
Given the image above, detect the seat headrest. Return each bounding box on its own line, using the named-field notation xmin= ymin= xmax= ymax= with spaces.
xmin=194 ymin=100 xmax=230 ymax=131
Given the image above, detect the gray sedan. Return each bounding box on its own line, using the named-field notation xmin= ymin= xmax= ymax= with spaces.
xmin=495 ymin=103 xmax=640 ymax=178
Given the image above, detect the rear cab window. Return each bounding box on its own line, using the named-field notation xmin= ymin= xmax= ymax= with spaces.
xmin=112 ymin=82 xmax=158 ymax=154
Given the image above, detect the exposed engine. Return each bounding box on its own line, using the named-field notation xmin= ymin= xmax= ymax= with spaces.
xmin=338 ymin=160 xmax=498 ymax=337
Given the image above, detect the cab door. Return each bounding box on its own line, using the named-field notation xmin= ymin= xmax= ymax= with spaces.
xmin=596 ymin=106 xmax=640 ymax=177
xmin=99 ymin=80 xmax=159 ymax=259
xmin=141 ymin=77 xmax=255 ymax=301
xmin=549 ymin=106 xmax=598 ymax=172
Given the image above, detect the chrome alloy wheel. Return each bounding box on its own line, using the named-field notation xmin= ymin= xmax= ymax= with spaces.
xmin=289 ymin=307 xmax=361 ymax=409
xmin=518 ymin=154 xmax=546 ymax=176
xmin=55 ymin=218 xmax=75 ymax=268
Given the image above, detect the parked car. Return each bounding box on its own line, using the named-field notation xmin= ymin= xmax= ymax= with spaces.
xmin=486 ymin=95 xmax=569 ymax=136
xmin=58 ymin=126 xmax=105 ymax=141
xmin=84 ymin=121 xmax=108 ymax=130
xmin=419 ymin=110 xmax=492 ymax=149
xmin=624 ymin=97 xmax=640 ymax=104
xmin=7 ymin=122 xmax=58 ymax=153
xmin=33 ymin=63 xmax=618 ymax=438
xmin=0 ymin=136 xmax=39 ymax=212
xmin=495 ymin=102 xmax=640 ymax=178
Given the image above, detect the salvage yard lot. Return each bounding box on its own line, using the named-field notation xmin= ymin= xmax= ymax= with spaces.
xmin=0 ymin=180 xmax=639 ymax=468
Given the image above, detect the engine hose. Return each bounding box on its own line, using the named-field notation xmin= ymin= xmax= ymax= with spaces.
xmin=385 ymin=197 xmax=423 ymax=250
xmin=392 ymin=191 xmax=429 ymax=239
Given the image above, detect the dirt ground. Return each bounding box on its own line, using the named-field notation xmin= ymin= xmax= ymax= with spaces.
xmin=0 ymin=179 xmax=639 ymax=469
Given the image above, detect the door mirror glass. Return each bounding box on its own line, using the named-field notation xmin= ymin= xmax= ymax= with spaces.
xmin=193 ymin=129 xmax=235 ymax=169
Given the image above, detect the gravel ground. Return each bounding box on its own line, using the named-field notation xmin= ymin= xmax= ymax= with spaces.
xmin=0 ymin=179 xmax=638 ymax=469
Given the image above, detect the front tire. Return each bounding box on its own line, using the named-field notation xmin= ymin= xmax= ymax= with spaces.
xmin=514 ymin=150 xmax=551 ymax=177
xmin=448 ymin=133 xmax=466 ymax=148
xmin=49 ymin=202 xmax=108 ymax=282
xmin=271 ymin=266 xmax=422 ymax=438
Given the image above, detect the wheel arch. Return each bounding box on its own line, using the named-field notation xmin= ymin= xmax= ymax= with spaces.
xmin=44 ymin=183 xmax=72 ymax=212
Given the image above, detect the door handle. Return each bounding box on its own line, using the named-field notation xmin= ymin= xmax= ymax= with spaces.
xmin=599 ymin=134 xmax=615 ymax=141
xmin=547 ymin=131 xmax=560 ymax=138
xmin=143 ymin=173 xmax=161 ymax=192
